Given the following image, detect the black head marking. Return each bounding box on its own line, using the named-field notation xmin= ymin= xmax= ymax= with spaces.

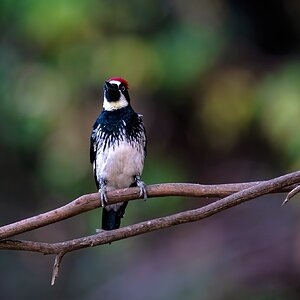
xmin=104 ymin=81 xmax=120 ymax=102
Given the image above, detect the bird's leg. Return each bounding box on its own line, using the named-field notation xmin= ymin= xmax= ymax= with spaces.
xmin=99 ymin=178 xmax=108 ymax=207
xmin=135 ymin=175 xmax=147 ymax=200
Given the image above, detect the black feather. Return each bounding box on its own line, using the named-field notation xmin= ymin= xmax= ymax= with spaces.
xmin=91 ymin=105 xmax=146 ymax=154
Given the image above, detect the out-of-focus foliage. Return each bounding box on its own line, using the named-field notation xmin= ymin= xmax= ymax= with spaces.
xmin=0 ymin=0 xmax=300 ymax=299
xmin=199 ymin=68 xmax=256 ymax=150
xmin=257 ymin=62 xmax=300 ymax=169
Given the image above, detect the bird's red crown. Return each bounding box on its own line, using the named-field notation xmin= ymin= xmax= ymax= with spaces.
xmin=108 ymin=77 xmax=129 ymax=89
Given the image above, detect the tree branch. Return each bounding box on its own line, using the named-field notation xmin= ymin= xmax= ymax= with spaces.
xmin=0 ymin=181 xmax=296 ymax=240
xmin=1 ymin=171 xmax=299 ymax=284
xmin=1 ymin=171 xmax=300 ymax=253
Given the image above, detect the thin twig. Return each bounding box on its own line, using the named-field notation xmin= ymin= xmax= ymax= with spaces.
xmin=51 ymin=252 xmax=65 ymax=286
xmin=282 ymin=184 xmax=300 ymax=206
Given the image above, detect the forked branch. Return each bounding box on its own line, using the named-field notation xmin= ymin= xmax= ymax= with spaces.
xmin=0 ymin=181 xmax=297 ymax=240
xmin=1 ymin=171 xmax=300 ymax=284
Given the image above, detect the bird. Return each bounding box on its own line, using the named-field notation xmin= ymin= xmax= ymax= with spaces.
xmin=90 ymin=77 xmax=147 ymax=230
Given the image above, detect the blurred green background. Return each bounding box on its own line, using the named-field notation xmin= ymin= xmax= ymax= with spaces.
xmin=1 ymin=0 xmax=300 ymax=299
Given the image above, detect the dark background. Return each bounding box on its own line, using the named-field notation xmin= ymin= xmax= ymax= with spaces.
xmin=1 ymin=0 xmax=300 ymax=299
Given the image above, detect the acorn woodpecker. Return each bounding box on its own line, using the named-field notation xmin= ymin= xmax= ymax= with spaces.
xmin=90 ymin=77 xmax=147 ymax=230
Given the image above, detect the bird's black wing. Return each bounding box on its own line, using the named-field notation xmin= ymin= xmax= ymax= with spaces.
xmin=90 ymin=122 xmax=98 ymax=164
xmin=90 ymin=117 xmax=101 ymax=189
xmin=137 ymin=114 xmax=147 ymax=158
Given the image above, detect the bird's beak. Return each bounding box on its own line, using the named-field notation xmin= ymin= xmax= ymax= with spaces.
xmin=104 ymin=81 xmax=117 ymax=91
xmin=105 ymin=81 xmax=111 ymax=88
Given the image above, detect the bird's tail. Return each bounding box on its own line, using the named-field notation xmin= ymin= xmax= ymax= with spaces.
xmin=102 ymin=202 xmax=128 ymax=230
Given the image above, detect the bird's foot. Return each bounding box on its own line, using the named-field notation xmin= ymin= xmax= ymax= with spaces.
xmin=135 ymin=175 xmax=147 ymax=200
xmin=99 ymin=178 xmax=108 ymax=207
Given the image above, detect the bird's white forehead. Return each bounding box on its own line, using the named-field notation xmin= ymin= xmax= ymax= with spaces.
xmin=108 ymin=80 xmax=121 ymax=86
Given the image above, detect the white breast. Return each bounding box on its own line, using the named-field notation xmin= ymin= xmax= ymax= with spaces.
xmin=95 ymin=141 xmax=145 ymax=190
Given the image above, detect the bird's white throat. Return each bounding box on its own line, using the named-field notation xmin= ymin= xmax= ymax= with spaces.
xmin=103 ymin=94 xmax=128 ymax=111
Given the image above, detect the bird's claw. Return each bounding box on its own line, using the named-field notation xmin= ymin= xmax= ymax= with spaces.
xmin=139 ymin=185 xmax=147 ymax=200
xmin=99 ymin=189 xmax=108 ymax=207
xmin=99 ymin=179 xmax=108 ymax=207
xmin=135 ymin=176 xmax=147 ymax=200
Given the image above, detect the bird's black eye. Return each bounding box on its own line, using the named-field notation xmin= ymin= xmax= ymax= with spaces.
xmin=120 ymin=85 xmax=126 ymax=92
